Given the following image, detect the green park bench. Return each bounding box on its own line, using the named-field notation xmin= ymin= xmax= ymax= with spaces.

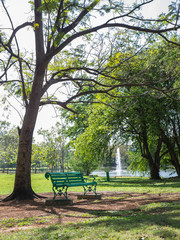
xmin=45 ymin=172 xmax=98 ymax=200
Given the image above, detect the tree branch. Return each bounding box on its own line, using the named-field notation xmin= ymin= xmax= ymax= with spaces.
xmin=6 ymin=22 xmax=34 ymax=47
xmin=39 ymin=100 xmax=78 ymax=114
xmin=61 ymin=0 xmax=100 ymax=35
xmin=158 ymin=33 xmax=180 ymax=47
xmin=47 ymin=21 xmax=180 ymax=60
xmin=106 ymin=0 xmax=154 ymax=24
xmin=18 ymin=59 xmax=29 ymax=108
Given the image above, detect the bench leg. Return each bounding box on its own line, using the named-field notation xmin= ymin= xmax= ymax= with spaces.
xmin=57 ymin=186 xmax=69 ymax=200
xmin=83 ymin=185 xmax=97 ymax=195
xmin=52 ymin=186 xmax=69 ymax=200
xmin=52 ymin=187 xmax=57 ymax=200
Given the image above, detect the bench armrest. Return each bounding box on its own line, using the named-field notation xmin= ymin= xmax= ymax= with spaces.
xmin=45 ymin=172 xmax=51 ymax=180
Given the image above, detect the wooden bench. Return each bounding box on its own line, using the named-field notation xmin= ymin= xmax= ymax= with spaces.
xmin=45 ymin=172 xmax=98 ymax=200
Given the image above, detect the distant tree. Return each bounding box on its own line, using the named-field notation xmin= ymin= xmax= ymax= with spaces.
xmin=71 ymin=122 xmax=113 ymax=175
xmin=0 ymin=121 xmax=18 ymax=172
xmin=38 ymin=123 xmax=69 ymax=171
xmin=31 ymin=143 xmax=46 ymax=172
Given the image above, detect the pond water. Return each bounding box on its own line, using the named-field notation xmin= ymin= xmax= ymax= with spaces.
xmin=91 ymin=168 xmax=178 ymax=178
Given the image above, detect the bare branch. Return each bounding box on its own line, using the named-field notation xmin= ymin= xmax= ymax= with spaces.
xmin=39 ymin=100 xmax=78 ymax=114
xmin=158 ymin=33 xmax=180 ymax=47
xmin=0 ymin=79 xmax=21 ymax=84
xmin=18 ymin=59 xmax=29 ymax=108
xmin=5 ymin=98 xmax=24 ymax=122
xmin=7 ymin=22 xmax=34 ymax=47
xmin=106 ymin=0 xmax=154 ymax=24
xmin=61 ymin=0 xmax=100 ymax=34
xmin=1 ymin=0 xmax=21 ymax=56
xmin=48 ymin=21 xmax=180 ymax=59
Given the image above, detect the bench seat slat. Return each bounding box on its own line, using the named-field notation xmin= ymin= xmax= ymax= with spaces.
xmin=54 ymin=182 xmax=96 ymax=187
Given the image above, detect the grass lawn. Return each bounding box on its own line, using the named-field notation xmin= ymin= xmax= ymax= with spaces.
xmin=0 ymin=173 xmax=180 ymax=195
xmin=0 ymin=173 xmax=180 ymax=240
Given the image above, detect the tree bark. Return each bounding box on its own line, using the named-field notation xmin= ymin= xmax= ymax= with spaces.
xmin=149 ymin=162 xmax=161 ymax=180
xmin=141 ymin=128 xmax=161 ymax=180
xmin=161 ymin=131 xmax=180 ymax=178
xmin=168 ymin=147 xmax=180 ymax=177
xmin=3 ymin=0 xmax=46 ymax=201
xmin=3 ymin=72 xmax=45 ymax=201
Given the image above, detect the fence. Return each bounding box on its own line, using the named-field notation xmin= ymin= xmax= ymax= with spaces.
xmin=0 ymin=167 xmax=68 ymax=174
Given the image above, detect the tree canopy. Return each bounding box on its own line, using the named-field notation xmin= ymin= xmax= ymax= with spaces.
xmin=63 ymin=39 xmax=180 ymax=179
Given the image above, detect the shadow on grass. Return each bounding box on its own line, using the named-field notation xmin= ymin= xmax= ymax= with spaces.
xmin=1 ymin=197 xmax=180 ymax=240
xmin=24 ymin=202 xmax=180 ymax=240
xmin=86 ymin=202 xmax=180 ymax=220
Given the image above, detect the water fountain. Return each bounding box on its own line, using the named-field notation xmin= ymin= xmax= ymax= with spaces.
xmin=115 ymin=147 xmax=122 ymax=176
xmin=91 ymin=147 xmax=123 ymax=177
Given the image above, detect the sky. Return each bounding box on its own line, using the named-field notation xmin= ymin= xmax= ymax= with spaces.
xmin=0 ymin=0 xmax=175 ymax=141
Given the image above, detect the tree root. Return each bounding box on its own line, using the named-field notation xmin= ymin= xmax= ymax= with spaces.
xmin=2 ymin=190 xmax=46 ymax=202
xmin=33 ymin=192 xmax=47 ymax=199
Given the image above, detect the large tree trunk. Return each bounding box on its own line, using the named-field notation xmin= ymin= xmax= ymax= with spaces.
xmin=141 ymin=128 xmax=161 ymax=180
xmin=3 ymin=0 xmax=46 ymax=201
xmin=168 ymin=148 xmax=180 ymax=178
xmin=161 ymin=131 xmax=180 ymax=178
xmin=145 ymin=151 xmax=161 ymax=179
xmin=3 ymin=72 xmax=45 ymax=201
xmin=3 ymin=71 xmax=46 ymax=201
xmin=4 ymin=126 xmax=34 ymax=200
xmin=3 ymin=51 xmax=47 ymax=201
xmin=149 ymin=162 xmax=161 ymax=180
xmin=148 ymin=137 xmax=163 ymax=180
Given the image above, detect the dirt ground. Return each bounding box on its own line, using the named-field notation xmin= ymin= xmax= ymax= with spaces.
xmin=0 ymin=191 xmax=180 ymax=233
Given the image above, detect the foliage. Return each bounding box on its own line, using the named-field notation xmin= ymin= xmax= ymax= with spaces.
xmin=0 ymin=120 xmax=72 ymax=172
xmin=0 ymin=121 xmax=18 ymax=169
xmin=127 ymin=150 xmax=149 ymax=175
xmin=31 ymin=143 xmax=47 ymax=170
xmin=37 ymin=123 xmax=70 ymax=171
xmin=63 ymin=39 xmax=180 ymax=178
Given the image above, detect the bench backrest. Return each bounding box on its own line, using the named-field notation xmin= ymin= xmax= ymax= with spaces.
xmin=45 ymin=172 xmax=85 ymax=186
